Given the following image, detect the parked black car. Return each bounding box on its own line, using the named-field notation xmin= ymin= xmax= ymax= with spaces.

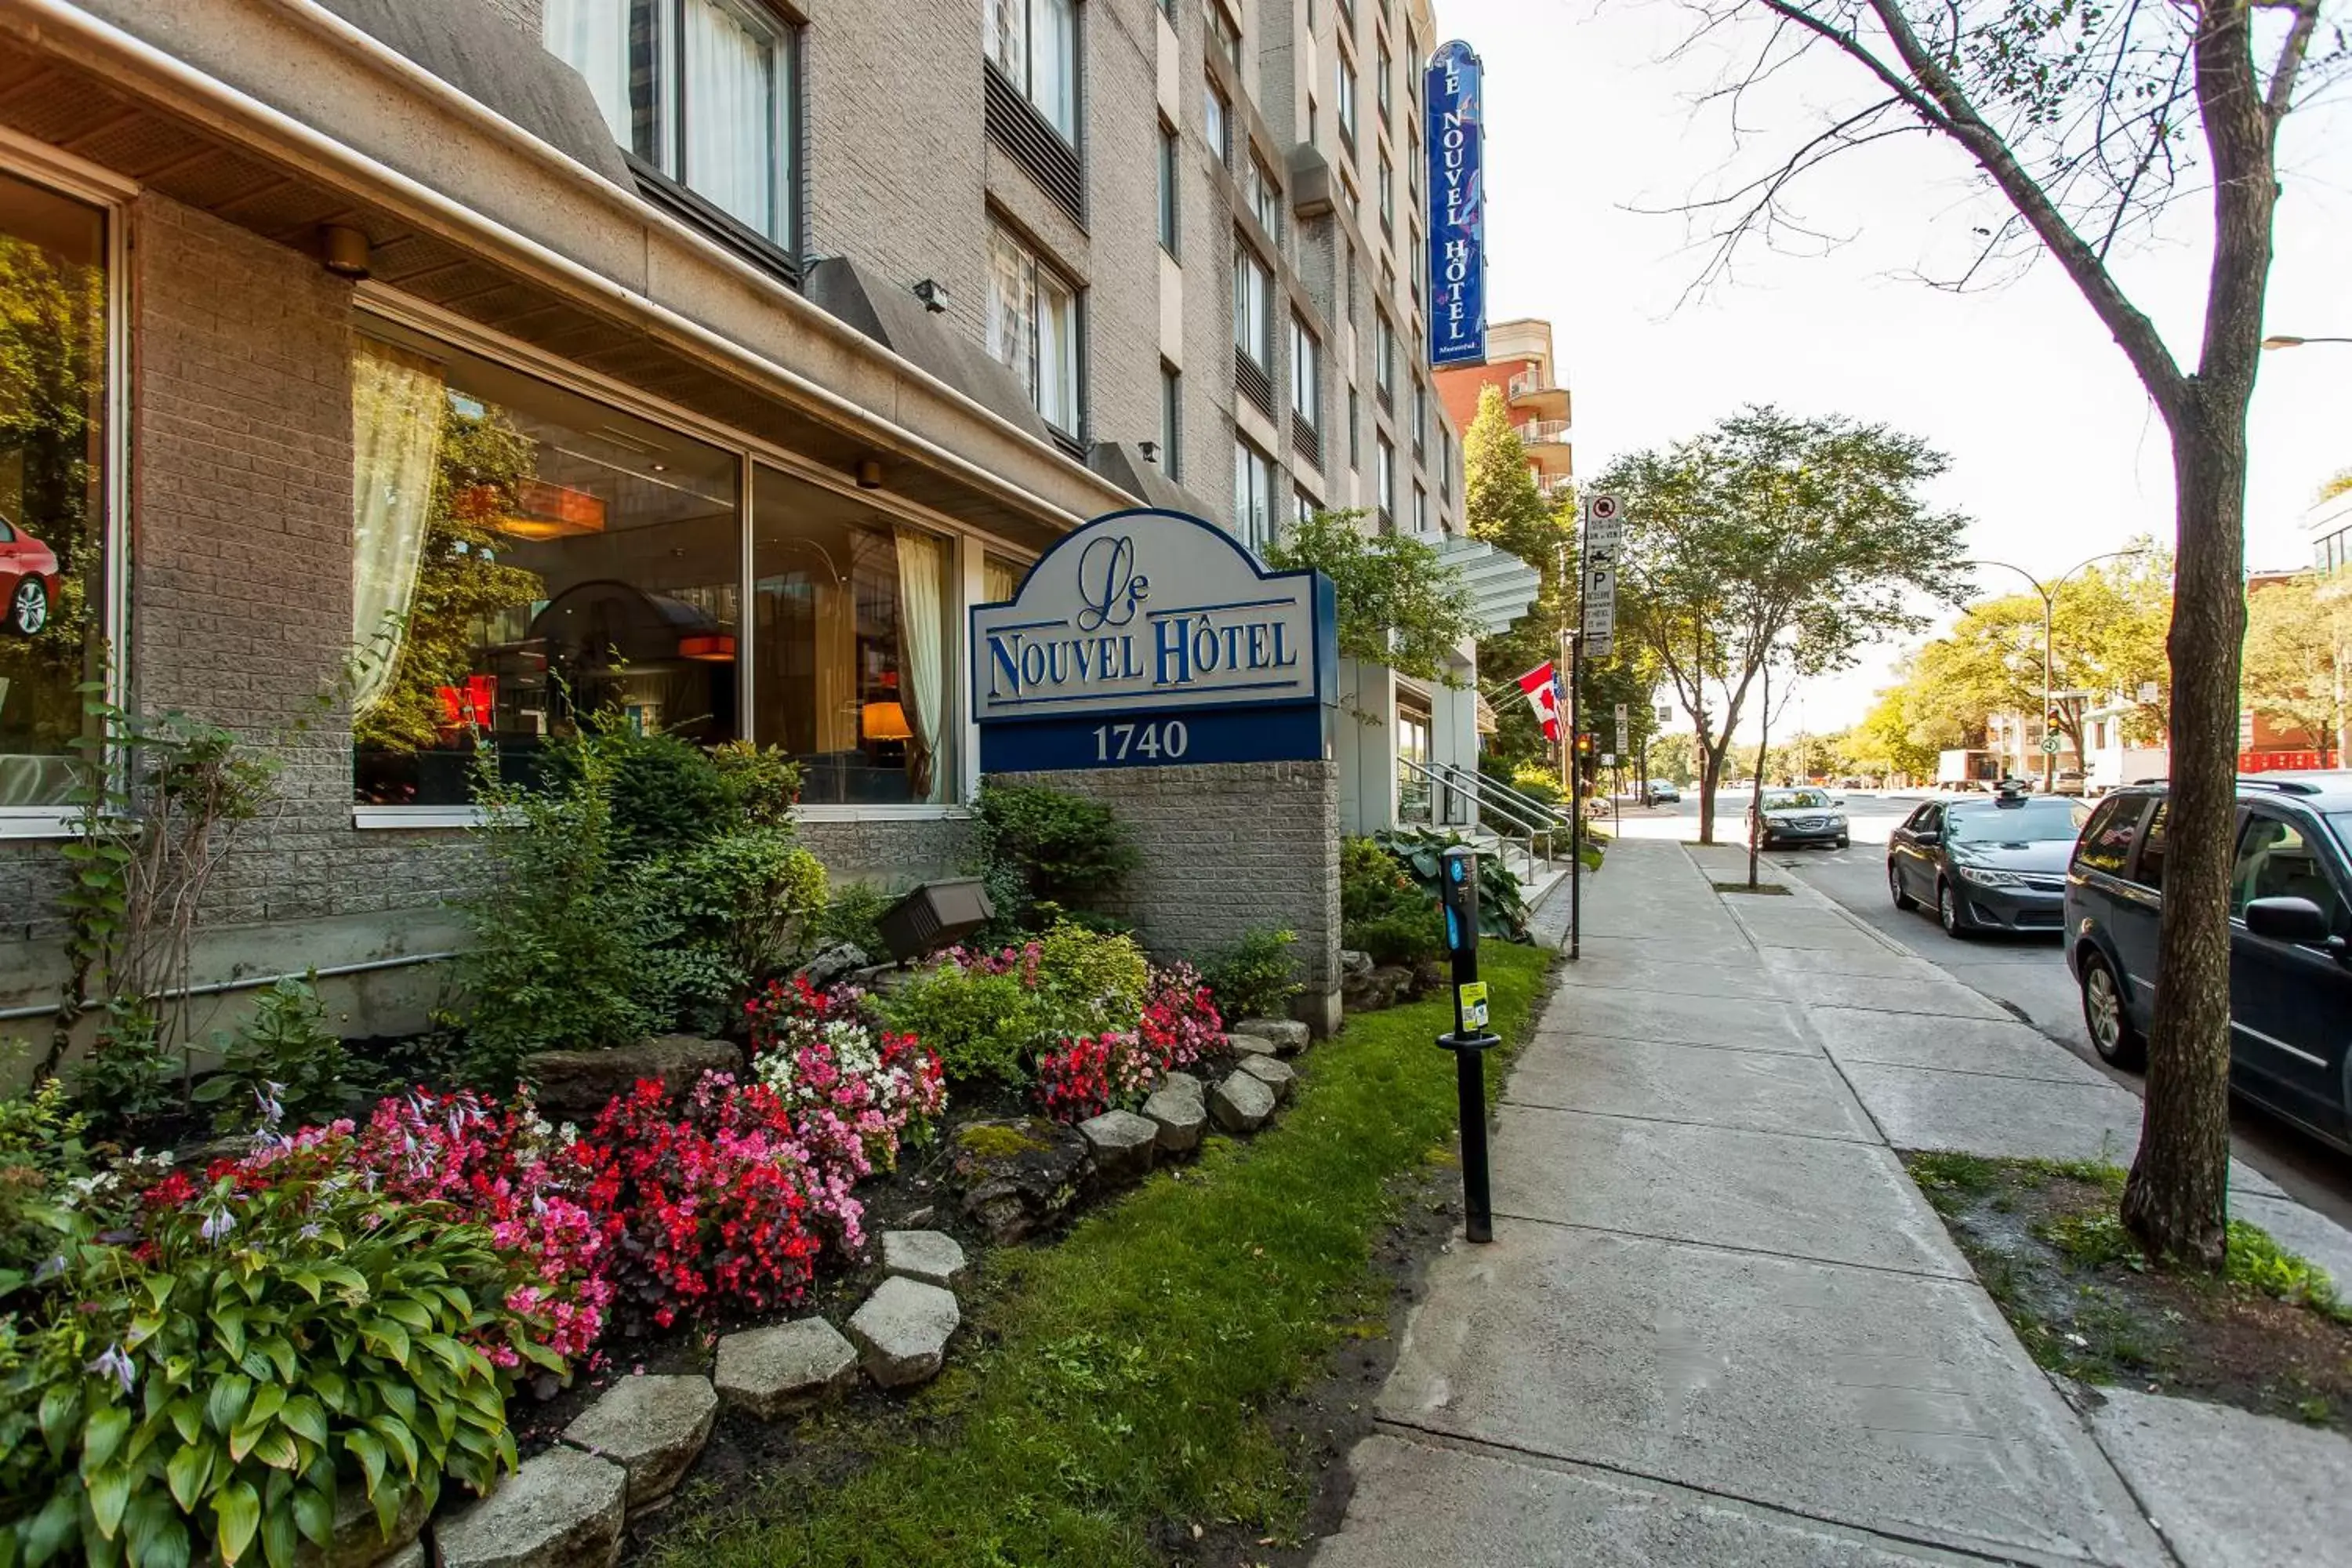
xmin=1888 ymin=789 xmax=2091 ymax=936
xmin=2064 ymin=774 xmax=2352 ymax=1151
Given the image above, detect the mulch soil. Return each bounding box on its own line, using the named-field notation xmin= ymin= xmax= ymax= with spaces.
xmin=1908 ymin=1156 xmax=2352 ymax=1433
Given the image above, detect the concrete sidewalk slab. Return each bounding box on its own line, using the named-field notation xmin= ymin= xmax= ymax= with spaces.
xmin=1838 ymin=1060 xmax=2285 ymax=1196
xmin=1504 ymin=1034 xmax=1877 ymax=1143
xmin=1809 ymin=1008 xmax=2114 ymax=1087
xmin=1377 ymin=1225 xmax=2167 ymax=1567
xmin=1314 ymin=1434 xmax=1972 ymax=1567
xmin=1487 ymin=1105 xmax=1967 ymax=1277
xmin=1735 ymin=921 xmax=1907 ymax=956
xmin=2083 ymin=1388 xmax=2352 ymax=1568
xmin=1541 ymin=988 xmax=1817 ymax=1054
xmin=1758 ymin=945 xmax=1949 ymax=982
xmin=1569 ymin=932 xmax=1766 ymax=969
xmin=1554 ymin=954 xmax=1791 ymax=1001
xmin=1777 ymin=971 xmax=2014 ymax=1022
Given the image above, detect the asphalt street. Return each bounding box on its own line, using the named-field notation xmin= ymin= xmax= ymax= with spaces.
xmin=1601 ymin=788 xmax=2352 ymax=1228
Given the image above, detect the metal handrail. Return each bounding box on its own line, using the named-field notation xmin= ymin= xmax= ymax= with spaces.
xmin=1432 ymin=762 xmax=1571 ymax=835
xmin=1395 ymin=756 xmax=1543 ymax=879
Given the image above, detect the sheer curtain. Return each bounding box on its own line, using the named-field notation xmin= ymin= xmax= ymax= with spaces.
xmin=894 ymin=527 xmax=949 ymax=804
xmin=983 ymin=557 xmax=1019 ymax=604
xmin=1033 ymin=0 xmax=1076 ymax=138
xmin=349 ymin=339 xmax=445 ymax=719
xmin=542 ymin=0 xmax=631 ymax=147
xmin=684 ymin=0 xmax=775 ymax=238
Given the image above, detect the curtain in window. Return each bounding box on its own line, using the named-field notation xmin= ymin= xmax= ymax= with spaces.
xmin=1033 ymin=0 xmax=1077 ymax=137
xmin=986 ymin=227 xmax=1036 ymax=404
xmin=543 ymin=0 xmax=630 ymax=146
xmin=1035 ymin=269 xmax=1076 ymax=432
xmin=894 ymin=526 xmax=949 ymax=804
xmin=985 ymin=0 xmax=1026 ymax=86
xmin=684 ymin=0 xmax=775 ymax=238
xmin=984 ymin=557 xmax=1020 ymax=604
xmin=349 ymin=339 xmax=446 ymax=720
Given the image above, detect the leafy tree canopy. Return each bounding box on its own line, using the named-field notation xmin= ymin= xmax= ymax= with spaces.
xmin=1264 ymin=510 xmax=1478 ymax=686
xmin=2241 ymin=572 xmax=2350 ymax=763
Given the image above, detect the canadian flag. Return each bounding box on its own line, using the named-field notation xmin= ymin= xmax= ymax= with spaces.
xmin=1516 ymin=661 xmax=1563 ymax=742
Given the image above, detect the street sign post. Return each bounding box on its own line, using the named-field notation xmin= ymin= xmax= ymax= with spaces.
xmin=2042 ymin=736 xmax=2062 ymax=755
xmin=1581 ymin=494 xmax=1621 ymax=662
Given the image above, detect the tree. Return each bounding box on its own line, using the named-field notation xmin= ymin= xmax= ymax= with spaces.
xmin=1646 ymin=731 xmax=1698 ymax=784
xmin=1602 ymin=406 xmax=1970 ymax=844
xmin=1463 ymin=385 xmax=1580 ymax=768
xmin=2241 ymin=573 xmax=2350 ymax=763
xmin=1263 ymin=510 xmax=1479 ymax=688
xmin=1671 ymin=0 xmax=2335 ymax=1271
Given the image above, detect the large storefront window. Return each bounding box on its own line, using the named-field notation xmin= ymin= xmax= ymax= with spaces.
xmin=751 ymin=465 xmax=953 ymax=804
xmin=0 ymin=171 xmax=108 ymax=813
xmin=350 ymin=322 xmax=742 ymax=805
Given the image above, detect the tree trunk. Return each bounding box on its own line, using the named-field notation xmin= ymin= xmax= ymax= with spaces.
xmin=1697 ymin=733 xmax=1729 ymax=844
xmin=2121 ymin=402 xmax=2247 ymax=1272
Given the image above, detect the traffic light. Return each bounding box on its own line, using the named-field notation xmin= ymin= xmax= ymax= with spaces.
xmin=1574 ymin=731 xmax=1595 ymax=757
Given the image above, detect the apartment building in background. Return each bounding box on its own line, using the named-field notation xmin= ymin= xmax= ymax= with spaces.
xmin=1434 ymin=314 xmax=1573 ymax=505
xmin=0 ymin=0 xmax=1534 ymax=1041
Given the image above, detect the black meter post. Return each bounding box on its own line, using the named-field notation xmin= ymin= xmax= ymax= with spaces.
xmin=1435 ymin=846 xmax=1499 ymax=1243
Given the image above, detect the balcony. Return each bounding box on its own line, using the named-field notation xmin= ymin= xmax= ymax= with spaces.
xmin=1507 ymin=368 xmax=1570 ymax=423
xmin=1536 ymin=472 xmax=1575 ymax=503
xmin=1517 ymin=418 xmax=1573 ymax=476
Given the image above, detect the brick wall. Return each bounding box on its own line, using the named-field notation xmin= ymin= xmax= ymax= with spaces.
xmin=797 ymin=815 xmax=977 ymax=891
xmin=993 ymin=760 xmax=1341 ymax=1032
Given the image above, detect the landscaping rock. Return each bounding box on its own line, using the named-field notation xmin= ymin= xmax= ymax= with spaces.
xmin=1340 ymin=948 xmax=1374 ymax=977
xmin=293 ymin=1479 xmax=429 ymax=1568
xmin=794 ymin=941 xmax=869 ymax=989
xmin=713 ymin=1319 xmax=858 ymax=1417
xmin=1210 ymin=1071 xmax=1277 ymax=1133
xmin=1237 ymin=1054 xmax=1297 ymax=1103
xmin=434 ymin=1445 xmax=625 ymax=1568
xmin=848 ymin=1276 xmax=961 ymax=1388
xmin=1369 ymin=964 xmax=1419 ymax=1003
xmin=559 ymin=1374 xmax=717 ymax=1507
xmin=1341 ymin=965 xmax=1403 ymax=1014
xmin=378 ymin=1544 xmax=425 ymax=1568
xmin=1079 ymin=1109 xmax=1160 ymax=1183
xmin=951 ymin=1118 xmax=1092 ymax=1243
xmin=881 ymin=1229 xmax=967 ymax=1288
xmin=1142 ymin=1072 xmax=1207 ymax=1155
xmin=522 ymin=1035 xmax=740 ymax=1118
xmin=1225 ymin=1033 xmax=1279 ymax=1060
xmin=1233 ymin=1018 xmax=1311 ymax=1055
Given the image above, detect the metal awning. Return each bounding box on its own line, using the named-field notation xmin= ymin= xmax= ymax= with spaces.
xmin=1438 ymin=535 xmax=1544 ymax=637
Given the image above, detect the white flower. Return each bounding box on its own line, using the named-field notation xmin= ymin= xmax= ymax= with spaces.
xmin=87 ymin=1344 xmax=136 ymax=1396
xmin=199 ymin=1207 xmax=238 ymax=1245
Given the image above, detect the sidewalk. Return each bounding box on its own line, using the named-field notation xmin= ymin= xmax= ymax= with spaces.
xmin=1313 ymin=839 xmax=2352 ymax=1568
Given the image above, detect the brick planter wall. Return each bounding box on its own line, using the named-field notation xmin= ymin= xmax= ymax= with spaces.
xmin=992 ymin=760 xmax=1343 ymax=1035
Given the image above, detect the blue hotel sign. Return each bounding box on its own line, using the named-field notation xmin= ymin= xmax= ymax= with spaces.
xmin=971 ymin=508 xmax=1337 ymax=773
xmin=1425 ymin=40 xmax=1487 ymax=367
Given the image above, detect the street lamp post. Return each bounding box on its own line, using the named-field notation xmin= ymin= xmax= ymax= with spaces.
xmin=1962 ymin=548 xmax=2154 ymax=791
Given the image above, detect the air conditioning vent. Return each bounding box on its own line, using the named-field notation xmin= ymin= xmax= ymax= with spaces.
xmin=984 ymin=64 xmax=1084 ymax=226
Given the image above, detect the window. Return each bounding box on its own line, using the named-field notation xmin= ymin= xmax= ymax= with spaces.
xmin=1232 ymin=238 xmax=1273 ymax=368
xmin=987 ymin=222 xmax=1083 ymax=434
xmin=1205 ymin=78 xmax=1231 ymax=165
xmin=983 ymin=0 xmax=1079 ymax=140
xmin=1439 ymin=426 xmax=1451 ymax=499
xmin=1290 ymin=315 xmax=1320 ymax=424
xmin=348 ymin=321 xmax=746 ymax=807
xmin=2071 ymin=795 xmax=2144 ymax=877
xmin=1376 ymin=434 xmax=1395 ymax=521
xmin=545 ymin=0 xmax=799 ymax=249
xmin=1348 ymin=387 xmax=1362 ymax=466
xmin=1377 ymin=38 xmax=1392 ymax=122
xmin=1157 ymin=119 xmax=1180 ymax=255
xmin=1411 ymin=376 xmax=1426 ymax=451
xmin=2135 ymin=800 xmax=2171 ymax=890
xmin=1375 ymin=310 xmax=1396 ymax=401
xmin=1307 ymin=96 xmax=1319 ymax=147
xmin=1412 ymin=484 xmax=1428 ymax=533
xmin=1335 ymin=52 xmax=1358 ymax=147
xmin=1204 ymin=0 xmax=1241 ymax=68
xmin=1233 ymin=439 xmax=1275 ymax=550
xmin=1295 ymin=488 xmax=1318 ymax=529
xmin=1377 ymin=148 xmax=1393 ymax=232
xmin=2231 ymin=815 xmax=2345 ymax=929
xmin=1244 ymin=155 xmax=1281 ymax=236
xmin=1160 ymin=361 xmax=1182 ymax=481
xmin=0 ymin=169 xmax=110 ymax=817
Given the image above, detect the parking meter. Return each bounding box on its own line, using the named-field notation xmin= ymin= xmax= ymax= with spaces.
xmin=1436 ymin=846 xmax=1499 ymax=1243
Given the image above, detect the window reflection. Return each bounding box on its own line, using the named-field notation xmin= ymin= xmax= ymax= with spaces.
xmin=350 ymin=321 xmax=742 ymax=805
xmin=0 ymin=170 xmax=107 ymax=810
xmin=751 ymin=465 xmax=953 ymax=804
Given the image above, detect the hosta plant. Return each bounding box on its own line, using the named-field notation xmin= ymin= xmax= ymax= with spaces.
xmin=0 ymin=1127 xmax=550 ymax=1568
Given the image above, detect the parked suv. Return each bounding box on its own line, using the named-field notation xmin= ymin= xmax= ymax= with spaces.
xmin=2064 ymin=774 xmax=2352 ymax=1151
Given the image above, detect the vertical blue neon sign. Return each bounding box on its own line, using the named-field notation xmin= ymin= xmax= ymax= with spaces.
xmin=1425 ymin=40 xmax=1486 ymax=367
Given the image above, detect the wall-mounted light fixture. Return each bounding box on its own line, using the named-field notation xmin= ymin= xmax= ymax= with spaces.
xmin=320 ymin=224 xmax=372 ymax=278
xmin=912 ymin=278 xmax=951 ymax=313
xmin=855 ymin=457 xmax=884 ymax=488
xmin=1138 ymin=440 xmax=1160 ymax=465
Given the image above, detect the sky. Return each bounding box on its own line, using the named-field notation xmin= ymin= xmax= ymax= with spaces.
xmin=1446 ymin=0 xmax=2352 ymax=739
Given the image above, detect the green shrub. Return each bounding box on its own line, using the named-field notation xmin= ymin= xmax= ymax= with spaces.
xmin=0 ymin=1080 xmax=93 ymax=1294
xmin=0 ymin=1149 xmax=541 ymax=1567
xmin=1033 ymin=924 xmax=1149 ymax=1034
xmin=709 ymin=740 xmax=803 ymax=829
xmin=975 ymin=782 xmax=1138 ymax=929
xmin=1203 ymin=928 xmax=1301 ymax=1021
xmin=1374 ymin=826 xmax=1531 ymax=942
xmin=643 ymin=827 xmax=827 ymax=1033
xmin=192 ymin=977 xmax=368 ymax=1134
xmin=1340 ymin=837 xmax=1443 ymax=967
xmin=878 ymin=965 xmax=1051 ymax=1087
xmin=597 ymin=728 xmax=740 ymax=864
xmin=814 ymin=881 xmax=893 ymax=957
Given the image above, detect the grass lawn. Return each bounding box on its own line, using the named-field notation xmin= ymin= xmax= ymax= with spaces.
xmin=1906 ymin=1152 xmax=2352 ymax=1430
xmin=642 ymin=942 xmax=1553 ymax=1567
